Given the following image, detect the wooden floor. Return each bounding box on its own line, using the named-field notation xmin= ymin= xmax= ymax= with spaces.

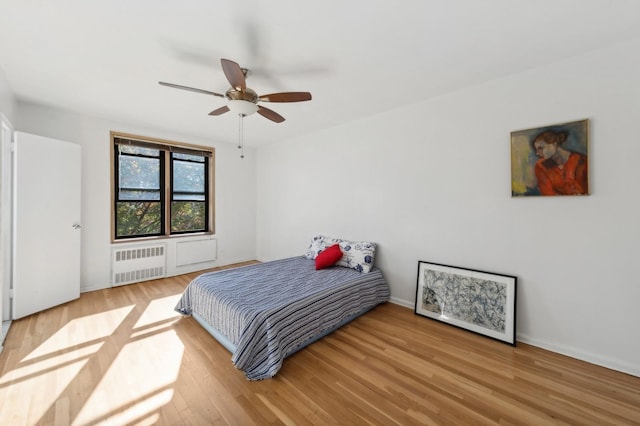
xmin=1 ymin=263 xmax=639 ymax=425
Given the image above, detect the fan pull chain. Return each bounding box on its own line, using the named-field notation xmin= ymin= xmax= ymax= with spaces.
xmin=238 ymin=113 xmax=245 ymax=159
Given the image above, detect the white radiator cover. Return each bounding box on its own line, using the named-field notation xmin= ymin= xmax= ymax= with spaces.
xmin=111 ymin=243 xmax=167 ymax=286
xmin=176 ymin=237 xmax=217 ymax=267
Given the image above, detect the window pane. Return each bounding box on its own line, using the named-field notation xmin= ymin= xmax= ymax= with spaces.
xmin=173 ymin=193 xmax=205 ymax=201
xmin=173 ymin=152 xmax=204 ymax=162
xmin=171 ymin=201 xmax=206 ymax=233
xmin=173 ymin=160 xmax=204 ymax=193
xmin=119 ymin=146 xmax=159 ymax=157
xmin=119 ymin=155 xmax=160 ymax=191
xmin=116 ymin=201 xmax=162 ymax=237
xmin=119 ymin=189 xmax=161 ymax=201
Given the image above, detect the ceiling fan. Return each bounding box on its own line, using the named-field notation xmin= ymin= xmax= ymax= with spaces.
xmin=159 ymin=58 xmax=312 ymax=123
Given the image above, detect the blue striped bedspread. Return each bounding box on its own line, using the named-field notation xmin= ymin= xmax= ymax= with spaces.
xmin=174 ymin=256 xmax=390 ymax=380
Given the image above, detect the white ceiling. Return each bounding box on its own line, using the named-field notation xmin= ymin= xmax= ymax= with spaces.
xmin=1 ymin=0 xmax=640 ymax=147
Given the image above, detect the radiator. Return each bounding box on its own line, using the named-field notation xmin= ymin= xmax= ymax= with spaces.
xmin=111 ymin=243 xmax=167 ymax=286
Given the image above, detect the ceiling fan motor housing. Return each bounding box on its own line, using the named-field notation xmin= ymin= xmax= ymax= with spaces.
xmin=226 ymin=88 xmax=258 ymax=103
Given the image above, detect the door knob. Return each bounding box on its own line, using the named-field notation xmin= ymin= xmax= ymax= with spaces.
xmin=72 ymin=223 xmax=82 ymax=229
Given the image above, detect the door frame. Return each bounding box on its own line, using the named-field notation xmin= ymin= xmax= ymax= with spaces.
xmin=0 ymin=113 xmax=14 ymax=346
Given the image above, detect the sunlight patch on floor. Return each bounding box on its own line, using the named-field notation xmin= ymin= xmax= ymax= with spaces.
xmin=22 ymin=305 xmax=134 ymax=362
xmin=72 ymin=329 xmax=184 ymax=425
xmin=133 ymin=294 xmax=182 ymax=329
xmin=0 ymin=342 xmax=102 ymax=386
xmin=0 ymin=343 xmax=100 ymax=423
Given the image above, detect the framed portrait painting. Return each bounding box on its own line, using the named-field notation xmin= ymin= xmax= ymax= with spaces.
xmin=511 ymin=119 xmax=589 ymax=197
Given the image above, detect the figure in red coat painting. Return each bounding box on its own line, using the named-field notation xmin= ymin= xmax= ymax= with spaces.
xmin=531 ymin=130 xmax=588 ymax=195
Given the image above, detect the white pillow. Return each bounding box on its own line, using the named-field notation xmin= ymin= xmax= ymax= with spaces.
xmin=335 ymin=240 xmax=376 ymax=273
xmin=303 ymin=235 xmax=341 ymax=259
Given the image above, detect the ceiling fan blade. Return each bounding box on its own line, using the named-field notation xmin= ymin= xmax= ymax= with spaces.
xmin=221 ymin=58 xmax=246 ymax=91
xmin=258 ymin=92 xmax=312 ymax=103
xmin=208 ymin=105 xmax=230 ymax=116
xmin=257 ymin=106 xmax=285 ymax=123
xmin=158 ymin=81 xmax=225 ymax=98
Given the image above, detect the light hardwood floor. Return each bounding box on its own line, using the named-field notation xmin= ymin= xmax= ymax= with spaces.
xmin=1 ymin=262 xmax=639 ymax=425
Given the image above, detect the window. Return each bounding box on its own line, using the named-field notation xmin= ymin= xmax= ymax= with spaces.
xmin=111 ymin=132 xmax=214 ymax=240
xmin=170 ymin=152 xmax=207 ymax=234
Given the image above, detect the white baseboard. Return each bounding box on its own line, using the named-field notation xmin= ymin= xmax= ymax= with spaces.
xmin=81 ymin=283 xmax=110 ymax=293
xmin=389 ymin=297 xmax=413 ymax=309
xmin=517 ymin=333 xmax=639 ymax=378
xmin=0 ymin=320 xmax=11 ymax=354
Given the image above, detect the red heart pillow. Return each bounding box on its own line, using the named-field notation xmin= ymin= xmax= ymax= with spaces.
xmin=315 ymin=244 xmax=343 ymax=270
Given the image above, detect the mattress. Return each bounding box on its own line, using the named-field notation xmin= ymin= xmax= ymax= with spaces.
xmin=175 ymin=256 xmax=389 ymax=380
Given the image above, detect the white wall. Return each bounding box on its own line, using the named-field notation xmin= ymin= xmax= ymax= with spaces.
xmin=0 ymin=67 xmax=15 ymax=123
xmin=16 ymin=102 xmax=257 ymax=292
xmin=257 ymin=38 xmax=640 ymax=376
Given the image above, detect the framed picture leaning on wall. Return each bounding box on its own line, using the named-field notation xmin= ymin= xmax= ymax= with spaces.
xmin=415 ymin=261 xmax=517 ymax=346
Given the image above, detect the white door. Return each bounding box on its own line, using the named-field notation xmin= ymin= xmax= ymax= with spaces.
xmin=12 ymin=132 xmax=81 ymax=319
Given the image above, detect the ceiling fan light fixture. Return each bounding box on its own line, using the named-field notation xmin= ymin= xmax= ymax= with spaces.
xmin=228 ymin=99 xmax=258 ymax=116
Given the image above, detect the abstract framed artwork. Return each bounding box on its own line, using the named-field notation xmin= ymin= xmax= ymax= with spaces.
xmin=511 ymin=118 xmax=589 ymax=196
xmin=415 ymin=261 xmax=517 ymax=346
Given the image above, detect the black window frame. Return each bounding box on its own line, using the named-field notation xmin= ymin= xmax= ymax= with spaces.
xmin=169 ymin=152 xmax=209 ymax=235
xmin=111 ymin=132 xmax=214 ymax=241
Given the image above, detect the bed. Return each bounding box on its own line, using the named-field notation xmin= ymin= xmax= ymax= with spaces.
xmin=174 ymin=250 xmax=389 ymax=380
